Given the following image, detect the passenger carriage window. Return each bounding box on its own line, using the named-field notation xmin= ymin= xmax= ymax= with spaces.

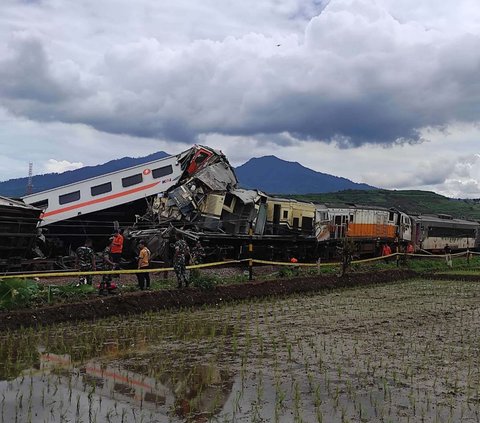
xmin=59 ymin=190 xmax=80 ymax=205
xmin=31 ymin=199 xmax=49 ymax=209
xmin=152 ymin=165 xmax=173 ymax=179
xmin=283 ymin=210 xmax=288 ymax=219
xmin=122 ymin=173 xmax=143 ymax=188
xmin=388 ymin=212 xmax=395 ymax=221
xmin=91 ymin=182 xmax=112 ymax=196
xmin=302 ymin=217 xmax=313 ymax=230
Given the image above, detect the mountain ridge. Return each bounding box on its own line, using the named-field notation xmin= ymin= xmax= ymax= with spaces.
xmin=235 ymin=155 xmax=374 ymax=194
xmin=0 ymin=151 xmax=373 ymax=197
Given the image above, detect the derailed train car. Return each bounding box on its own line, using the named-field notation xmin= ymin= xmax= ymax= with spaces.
xmin=0 ymin=196 xmax=43 ymax=268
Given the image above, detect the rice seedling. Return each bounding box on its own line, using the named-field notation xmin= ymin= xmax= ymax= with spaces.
xmin=0 ymin=277 xmax=478 ymax=421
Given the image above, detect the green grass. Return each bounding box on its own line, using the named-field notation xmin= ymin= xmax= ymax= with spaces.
xmin=1 ymin=254 xmax=478 ymax=311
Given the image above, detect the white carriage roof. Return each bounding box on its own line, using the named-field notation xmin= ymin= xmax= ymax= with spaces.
xmin=414 ymin=214 xmax=479 ymax=226
xmin=0 ymin=195 xmax=41 ymax=211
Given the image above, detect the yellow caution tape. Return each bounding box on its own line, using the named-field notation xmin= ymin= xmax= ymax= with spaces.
xmin=0 ymin=260 xmax=239 ymax=280
xmin=251 ymin=259 xmax=337 ymax=267
xmin=0 ymin=250 xmax=474 ymax=280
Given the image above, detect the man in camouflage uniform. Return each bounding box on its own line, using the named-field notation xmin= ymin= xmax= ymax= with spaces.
xmin=191 ymin=240 xmax=206 ymax=265
xmin=99 ymin=246 xmax=115 ymax=294
xmin=75 ymin=239 xmax=96 ymax=285
xmin=173 ymin=233 xmax=190 ymax=288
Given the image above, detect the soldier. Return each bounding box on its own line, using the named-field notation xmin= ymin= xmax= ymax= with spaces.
xmin=99 ymin=246 xmax=115 ymax=294
xmin=191 ymin=240 xmax=206 ymax=265
xmin=75 ymin=239 xmax=96 ymax=285
xmin=173 ymin=233 xmax=190 ymax=288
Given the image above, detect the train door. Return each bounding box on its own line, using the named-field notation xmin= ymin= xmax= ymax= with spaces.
xmin=315 ymin=208 xmax=330 ymax=241
xmin=333 ymin=214 xmax=348 ymax=238
xmin=254 ymin=203 xmax=267 ymax=235
xmin=399 ymin=213 xmax=412 ymax=241
xmin=273 ymin=204 xmax=281 ymax=234
xmin=374 ymin=212 xmax=383 ymax=237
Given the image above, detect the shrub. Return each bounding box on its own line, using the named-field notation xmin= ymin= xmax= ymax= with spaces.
xmin=190 ymin=269 xmax=218 ymax=290
xmin=0 ymin=278 xmax=39 ymax=310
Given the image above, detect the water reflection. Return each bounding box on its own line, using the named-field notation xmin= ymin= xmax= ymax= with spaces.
xmin=0 ymin=348 xmax=234 ymax=422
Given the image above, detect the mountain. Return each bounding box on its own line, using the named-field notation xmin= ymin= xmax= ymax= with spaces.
xmin=0 ymin=151 xmax=169 ymax=198
xmin=0 ymin=152 xmax=373 ymax=198
xmin=235 ymin=155 xmax=374 ymax=194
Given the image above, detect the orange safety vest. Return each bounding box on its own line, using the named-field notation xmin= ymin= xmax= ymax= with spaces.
xmin=110 ymin=234 xmax=124 ymax=254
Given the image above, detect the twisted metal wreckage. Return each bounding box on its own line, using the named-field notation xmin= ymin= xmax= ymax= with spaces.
xmin=128 ymin=145 xmax=289 ymax=261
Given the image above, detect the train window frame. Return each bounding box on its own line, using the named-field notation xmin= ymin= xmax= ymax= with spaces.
xmin=91 ymin=182 xmax=112 ymax=197
xmin=302 ymin=216 xmax=313 ymax=230
xmin=59 ymin=190 xmax=80 ymax=205
xmin=152 ymin=165 xmax=173 ymax=179
xmin=122 ymin=173 xmax=143 ymax=188
xmin=31 ymin=199 xmax=49 ymax=209
xmin=388 ymin=211 xmax=395 ymax=221
xmin=283 ymin=210 xmax=288 ymax=219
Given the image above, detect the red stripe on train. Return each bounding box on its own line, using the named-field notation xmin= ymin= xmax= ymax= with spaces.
xmin=42 ymin=181 xmax=160 ymax=218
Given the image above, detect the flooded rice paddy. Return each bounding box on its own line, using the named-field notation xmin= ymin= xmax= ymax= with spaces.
xmin=1 ymin=278 xmax=480 ymax=422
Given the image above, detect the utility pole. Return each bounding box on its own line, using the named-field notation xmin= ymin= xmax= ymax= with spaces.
xmin=248 ymin=220 xmax=253 ymax=281
xmin=26 ymin=162 xmax=33 ymax=195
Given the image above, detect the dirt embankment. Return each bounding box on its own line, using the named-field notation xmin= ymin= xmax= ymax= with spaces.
xmin=0 ymin=270 xmax=422 ymax=331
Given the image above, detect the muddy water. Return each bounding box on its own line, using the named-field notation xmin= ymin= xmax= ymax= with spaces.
xmin=1 ymin=279 xmax=480 ymax=422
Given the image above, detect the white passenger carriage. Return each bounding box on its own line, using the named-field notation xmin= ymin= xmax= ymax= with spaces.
xmin=411 ymin=214 xmax=478 ymax=251
xmin=22 ymin=149 xmax=196 ymax=226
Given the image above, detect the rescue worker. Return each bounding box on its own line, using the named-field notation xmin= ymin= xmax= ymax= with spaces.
xmin=381 ymin=243 xmax=392 ymax=263
xmin=289 ymin=257 xmax=300 ymax=275
xmin=136 ymin=240 xmax=151 ymax=290
xmin=173 ymin=233 xmax=190 ymax=288
xmin=381 ymin=243 xmax=392 ymax=256
xmin=444 ymin=244 xmax=452 ymax=268
xmin=191 ymin=240 xmax=206 ymax=265
xmin=110 ymin=229 xmax=124 ymax=265
xmin=75 ymin=239 xmax=95 ymax=285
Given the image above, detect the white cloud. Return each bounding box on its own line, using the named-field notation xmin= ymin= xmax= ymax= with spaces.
xmin=43 ymin=159 xmax=84 ymax=174
xmin=1 ymin=0 xmax=480 ymax=197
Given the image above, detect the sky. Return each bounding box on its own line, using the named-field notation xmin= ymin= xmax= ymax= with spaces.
xmin=1 ymin=0 xmax=480 ymax=198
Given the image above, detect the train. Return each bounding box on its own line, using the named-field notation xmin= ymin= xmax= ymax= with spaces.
xmin=124 ymin=146 xmax=480 ymax=262
xmin=0 ymin=144 xmax=478 ymax=270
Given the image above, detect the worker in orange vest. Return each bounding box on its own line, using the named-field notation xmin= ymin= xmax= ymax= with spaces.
xmin=381 ymin=244 xmax=392 ymax=257
xmin=110 ymin=228 xmax=124 ymax=266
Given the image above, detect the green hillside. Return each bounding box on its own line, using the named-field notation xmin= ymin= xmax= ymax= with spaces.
xmin=291 ymin=190 xmax=480 ymax=220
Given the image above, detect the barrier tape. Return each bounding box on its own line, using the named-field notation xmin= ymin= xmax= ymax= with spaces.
xmin=0 ymin=251 xmax=475 ymax=281
xmin=0 ymin=260 xmax=240 ymax=280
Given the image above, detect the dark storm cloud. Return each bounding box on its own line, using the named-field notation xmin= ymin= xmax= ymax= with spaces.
xmin=1 ymin=0 xmax=480 ymax=147
xmin=0 ymin=37 xmax=67 ymax=103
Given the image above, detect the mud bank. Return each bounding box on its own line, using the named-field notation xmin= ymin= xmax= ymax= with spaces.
xmin=0 ymin=270 xmax=418 ymax=331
